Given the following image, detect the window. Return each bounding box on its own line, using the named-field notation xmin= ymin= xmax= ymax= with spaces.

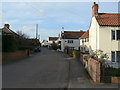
xmin=112 ymin=51 xmax=120 ymax=62
xmin=117 ymin=30 xmax=120 ymax=40
xmin=116 ymin=51 xmax=120 ymax=62
xmin=112 ymin=30 xmax=115 ymax=40
xmin=68 ymin=40 xmax=73 ymax=43
xmin=112 ymin=51 xmax=115 ymax=62
xmin=70 ymin=47 xmax=74 ymax=50
xmin=112 ymin=30 xmax=120 ymax=40
xmin=82 ymin=39 xmax=84 ymax=43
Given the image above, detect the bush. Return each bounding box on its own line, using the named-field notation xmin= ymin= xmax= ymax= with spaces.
xmin=81 ymin=51 xmax=89 ymax=54
xmin=2 ymin=35 xmax=18 ymax=52
xmin=68 ymin=49 xmax=73 ymax=56
xmin=84 ymin=55 xmax=89 ymax=61
xmin=42 ymin=45 xmax=48 ymax=47
xmin=64 ymin=46 xmax=69 ymax=49
xmin=104 ymin=67 xmax=120 ymax=77
xmin=51 ymin=43 xmax=58 ymax=50
xmin=73 ymin=50 xmax=80 ymax=59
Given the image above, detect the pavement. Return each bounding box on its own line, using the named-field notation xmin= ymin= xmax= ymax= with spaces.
xmin=68 ymin=58 xmax=119 ymax=88
xmin=2 ymin=47 xmax=119 ymax=88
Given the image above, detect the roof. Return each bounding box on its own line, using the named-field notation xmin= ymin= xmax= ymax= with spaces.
xmin=95 ymin=13 xmax=120 ymax=26
xmin=49 ymin=37 xmax=59 ymax=41
xmin=62 ymin=31 xmax=85 ymax=39
xmin=80 ymin=30 xmax=89 ymax=39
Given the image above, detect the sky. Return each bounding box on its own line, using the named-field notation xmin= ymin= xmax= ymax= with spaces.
xmin=0 ymin=1 xmax=119 ymax=42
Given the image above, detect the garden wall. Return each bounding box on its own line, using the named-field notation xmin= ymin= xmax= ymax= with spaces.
xmin=87 ymin=57 xmax=101 ymax=83
xmin=80 ymin=54 xmax=88 ymax=66
xmin=80 ymin=54 xmax=120 ymax=84
xmin=2 ymin=50 xmax=30 ymax=62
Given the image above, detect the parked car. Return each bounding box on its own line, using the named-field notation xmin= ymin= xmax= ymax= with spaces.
xmin=34 ymin=46 xmax=41 ymax=52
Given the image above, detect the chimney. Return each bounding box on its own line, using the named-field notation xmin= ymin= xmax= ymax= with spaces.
xmin=62 ymin=27 xmax=64 ymax=33
xmin=4 ymin=24 xmax=10 ymax=29
xmin=92 ymin=2 xmax=99 ymax=17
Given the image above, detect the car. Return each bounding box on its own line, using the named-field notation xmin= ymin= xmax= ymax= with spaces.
xmin=34 ymin=46 xmax=41 ymax=52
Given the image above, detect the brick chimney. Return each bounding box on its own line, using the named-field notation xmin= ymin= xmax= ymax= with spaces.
xmin=4 ymin=24 xmax=10 ymax=29
xmin=92 ymin=2 xmax=99 ymax=17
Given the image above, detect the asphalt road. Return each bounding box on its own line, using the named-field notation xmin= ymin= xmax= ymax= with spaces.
xmin=3 ymin=47 xmax=70 ymax=88
xmin=2 ymin=47 xmax=119 ymax=88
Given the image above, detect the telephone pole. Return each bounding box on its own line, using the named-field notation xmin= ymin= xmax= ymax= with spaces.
xmin=36 ymin=24 xmax=38 ymax=39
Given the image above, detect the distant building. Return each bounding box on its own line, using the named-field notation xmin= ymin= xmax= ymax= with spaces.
xmin=48 ymin=37 xmax=59 ymax=48
xmin=61 ymin=27 xmax=85 ymax=52
xmin=80 ymin=30 xmax=89 ymax=52
xmin=89 ymin=2 xmax=120 ymax=68
xmin=42 ymin=40 xmax=48 ymax=46
xmin=0 ymin=24 xmax=19 ymax=38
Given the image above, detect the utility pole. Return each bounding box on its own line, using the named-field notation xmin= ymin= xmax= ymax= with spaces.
xmin=36 ymin=24 xmax=38 ymax=39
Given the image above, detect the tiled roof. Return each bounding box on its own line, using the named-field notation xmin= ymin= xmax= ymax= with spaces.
xmin=62 ymin=31 xmax=85 ymax=39
xmin=96 ymin=13 xmax=120 ymax=26
xmin=80 ymin=30 xmax=89 ymax=39
xmin=49 ymin=37 xmax=59 ymax=41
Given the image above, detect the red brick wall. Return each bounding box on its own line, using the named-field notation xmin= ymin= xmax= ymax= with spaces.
xmin=2 ymin=50 xmax=29 ymax=62
xmin=87 ymin=57 xmax=101 ymax=82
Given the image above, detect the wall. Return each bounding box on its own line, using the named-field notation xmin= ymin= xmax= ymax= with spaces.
xmin=2 ymin=50 xmax=29 ymax=62
xmin=80 ymin=38 xmax=89 ymax=52
xmin=87 ymin=57 xmax=101 ymax=83
xmin=89 ymin=16 xmax=100 ymax=52
xmin=99 ymin=26 xmax=120 ymax=61
xmin=61 ymin=39 xmax=80 ymax=52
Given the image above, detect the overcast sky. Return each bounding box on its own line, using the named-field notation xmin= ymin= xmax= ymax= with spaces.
xmin=1 ymin=2 xmax=119 ymax=41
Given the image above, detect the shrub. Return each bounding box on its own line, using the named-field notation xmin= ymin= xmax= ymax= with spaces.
xmin=104 ymin=67 xmax=120 ymax=77
xmin=90 ymin=50 xmax=109 ymax=63
xmin=2 ymin=35 xmax=18 ymax=52
xmin=51 ymin=43 xmax=58 ymax=50
xmin=64 ymin=46 xmax=70 ymax=49
xmin=84 ymin=55 xmax=89 ymax=61
xmin=68 ymin=49 xmax=73 ymax=56
xmin=73 ymin=50 xmax=80 ymax=59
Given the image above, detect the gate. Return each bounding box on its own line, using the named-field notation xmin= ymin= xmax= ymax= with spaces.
xmin=100 ymin=63 xmax=111 ymax=83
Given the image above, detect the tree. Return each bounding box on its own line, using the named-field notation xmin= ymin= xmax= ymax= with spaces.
xmin=16 ymin=31 xmax=29 ymax=39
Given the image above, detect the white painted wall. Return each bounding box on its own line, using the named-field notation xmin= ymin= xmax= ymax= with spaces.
xmin=89 ymin=17 xmax=100 ymax=52
xmin=61 ymin=39 xmax=80 ymax=52
xmin=80 ymin=38 xmax=89 ymax=52
xmin=99 ymin=26 xmax=120 ymax=61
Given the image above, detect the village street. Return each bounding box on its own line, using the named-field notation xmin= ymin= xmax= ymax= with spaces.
xmin=2 ymin=47 xmax=118 ymax=88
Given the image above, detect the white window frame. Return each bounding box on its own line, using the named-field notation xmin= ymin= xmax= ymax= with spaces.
xmin=68 ymin=40 xmax=73 ymax=43
xmin=112 ymin=30 xmax=120 ymax=40
xmin=111 ymin=51 xmax=120 ymax=63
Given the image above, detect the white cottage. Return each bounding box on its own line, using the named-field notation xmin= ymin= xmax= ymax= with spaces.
xmin=61 ymin=27 xmax=84 ymax=52
xmin=89 ymin=2 xmax=120 ymax=68
xmin=48 ymin=37 xmax=60 ymax=48
xmin=80 ymin=30 xmax=89 ymax=52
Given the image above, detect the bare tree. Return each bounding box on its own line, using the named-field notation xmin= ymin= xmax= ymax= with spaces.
xmin=16 ymin=31 xmax=29 ymax=39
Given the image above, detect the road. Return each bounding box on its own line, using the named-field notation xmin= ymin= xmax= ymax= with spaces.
xmin=2 ymin=47 xmax=118 ymax=88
